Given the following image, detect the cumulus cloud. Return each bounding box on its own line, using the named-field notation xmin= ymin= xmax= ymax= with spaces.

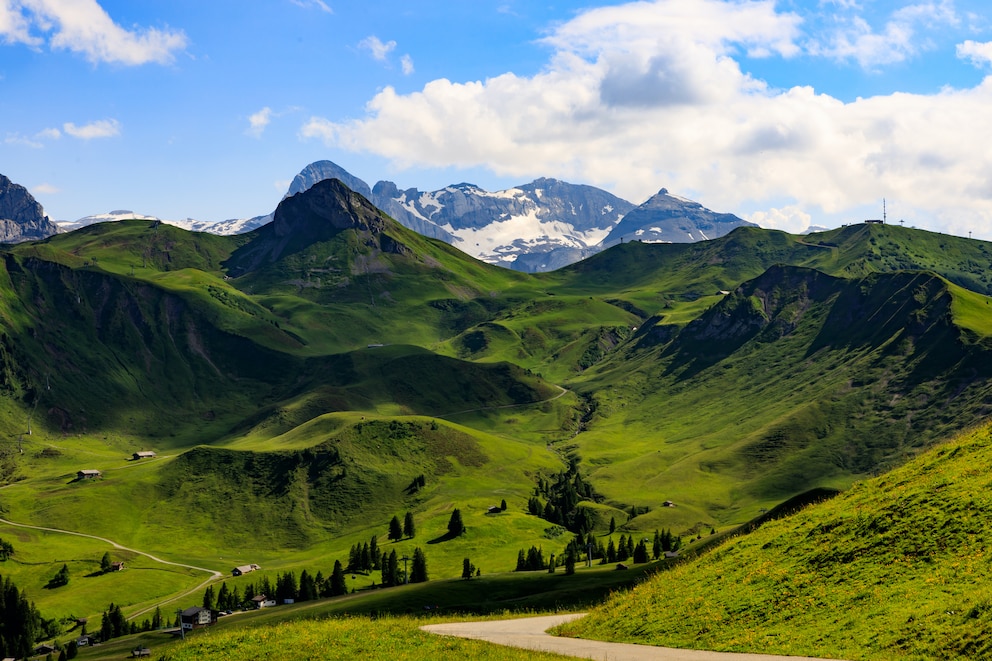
xmin=358 ymin=35 xmax=395 ymax=61
xmin=0 ymin=0 xmax=186 ymax=65
xmin=807 ymin=0 xmax=959 ymax=68
xmin=63 ymin=118 xmax=120 ymax=139
xmin=246 ymin=107 xmax=273 ymax=138
xmin=300 ymin=0 xmax=992 ymax=237
xmin=957 ymin=39 xmax=992 ymax=67
xmin=747 ymin=206 xmax=813 ymax=234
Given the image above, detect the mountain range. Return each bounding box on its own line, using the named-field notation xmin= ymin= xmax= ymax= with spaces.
xmin=6 ymin=162 xmax=754 ymax=271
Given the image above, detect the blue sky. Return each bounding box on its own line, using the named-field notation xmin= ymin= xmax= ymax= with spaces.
xmin=2 ymin=0 xmax=992 ymax=239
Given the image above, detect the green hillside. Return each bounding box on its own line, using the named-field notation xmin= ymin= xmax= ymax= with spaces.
xmin=558 ymin=420 xmax=992 ymax=660
xmin=2 ymin=178 xmax=992 ymax=645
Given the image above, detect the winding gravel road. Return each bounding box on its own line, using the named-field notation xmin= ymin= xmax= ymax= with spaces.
xmin=0 ymin=516 xmax=221 ymax=618
xmin=422 ymin=614 xmax=847 ymax=661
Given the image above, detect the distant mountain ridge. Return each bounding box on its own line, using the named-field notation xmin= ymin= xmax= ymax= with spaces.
xmin=45 ymin=160 xmax=755 ymax=271
xmin=0 ymin=174 xmax=61 ymax=243
xmin=287 ymin=161 xmax=751 ymax=271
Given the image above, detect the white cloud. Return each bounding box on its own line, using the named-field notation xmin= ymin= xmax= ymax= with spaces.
xmin=32 ymin=182 xmax=59 ymax=194
xmin=5 ymin=126 xmax=61 ymax=147
xmin=63 ymin=118 xmax=120 ymax=139
xmin=747 ymin=206 xmax=813 ymax=234
xmin=246 ymin=107 xmax=273 ymax=138
xmin=300 ymin=0 xmax=992 ymax=238
xmin=358 ymin=35 xmax=395 ymax=61
xmin=957 ymin=39 xmax=992 ymax=67
xmin=0 ymin=1 xmax=41 ymax=46
xmin=807 ymin=0 xmax=959 ymax=68
xmin=288 ymin=0 xmax=332 ymax=13
xmin=401 ymin=53 xmax=414 ymax=75
xmin=0 ymin=0 xmax=186 ymax=65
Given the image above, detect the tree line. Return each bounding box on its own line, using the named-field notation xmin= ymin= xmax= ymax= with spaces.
xmin=515 ymin=528 xmax=682 ymax=573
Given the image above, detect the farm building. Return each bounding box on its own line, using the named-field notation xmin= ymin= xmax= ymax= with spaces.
xmin=77 ymin=469 xmax=101 ymax=479
xmin=232 ymin=563 xmax=260 ymax=576
xmin=250 ymin=595 xmax=277 ymax=609
xmin=180 ymin=606 xmax=216 ymax=630
xmin=132 ymin=451 xmax=157 ymax=460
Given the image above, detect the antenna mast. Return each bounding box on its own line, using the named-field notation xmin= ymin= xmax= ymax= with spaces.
xmin=883 ymin=199 xmax=887 ymax=224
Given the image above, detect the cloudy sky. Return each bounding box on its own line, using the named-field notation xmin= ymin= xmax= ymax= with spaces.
xmin=2 ymin=0 xmax=992 ymax=239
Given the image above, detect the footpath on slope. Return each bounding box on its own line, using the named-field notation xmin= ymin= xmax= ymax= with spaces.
xmin=422 ymin=614 xmax=848 ymax=661
xmin=0 ymin=516 xmax=221 ymax=619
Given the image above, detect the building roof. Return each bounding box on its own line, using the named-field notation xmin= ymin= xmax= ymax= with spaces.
xmin=181 ymin=606 xmax=207 ymax=616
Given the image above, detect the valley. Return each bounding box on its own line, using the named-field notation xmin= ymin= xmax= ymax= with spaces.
xmin=1 ymin=178 xmax=991 ymax=659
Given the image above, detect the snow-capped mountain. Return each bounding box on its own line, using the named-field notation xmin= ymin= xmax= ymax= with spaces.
xmin=370 ymin=177 xmax=635 ymax=268
xmin=600 ymin=188 xmax=755 ymax=247
xmin=56 ymin=210 xmax=271 ymax=236
xmin=51 ymin=160 xmax=755 ymax=272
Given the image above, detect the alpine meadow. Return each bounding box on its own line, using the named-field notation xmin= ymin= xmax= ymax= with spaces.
xmin=2 ymin=176 xmax=992 ymax=661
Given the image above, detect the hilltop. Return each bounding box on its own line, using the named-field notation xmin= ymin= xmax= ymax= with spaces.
xmin=559 ymin=420 xmax=992 ymax=660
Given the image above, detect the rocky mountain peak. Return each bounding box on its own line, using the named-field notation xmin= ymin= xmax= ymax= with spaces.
xmin=0 ymin=174 xmax=60 ymax=243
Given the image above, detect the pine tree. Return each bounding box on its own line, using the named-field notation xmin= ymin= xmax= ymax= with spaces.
xmin=330 ymin=560 xmax=347 ymax=596
xmin=461 ymin=557 xmax=475 ymax=580
xmin=410 ymin=547 xmax=428 ymax=583
xmin=151 ymin=606 xmax=162 ymax=630
xmin=633 ymin=539 xmax=649 ymax=563
xmin=515 ymin=549 xmax=526 ymax=571
xmin=216 ymin=583 xmax=230 ymax=610
xmin=653 ymin=529 xmax=662 ymax=560
xmin=403 ymin=511 xmax=416 ymax=539
xmin=447 ymin=508 xmax=465 ymax=536
xmin=202 ymin=585 xmax=215 ymax=610
xmin=388 ymin=515 xmax=403 ymax=541
xmin=299 ymin=570 xmax=317 ymax=602
xmin=609 ymin=516 xmax=616 ymax=534
xmin=565 ymin=548 xmax=576 ymax=575
xmin=100 ymin=552 xmax=112 ymax=573
xmin=500 ymin=499 xmax=507 ymax=511
xmin=606 ymin=538 xmax=617 ymax=563
xmin=369 ymin=535 xmax=380 ymax=569
xmin=617 ymin=534 xmax=629 ymax=561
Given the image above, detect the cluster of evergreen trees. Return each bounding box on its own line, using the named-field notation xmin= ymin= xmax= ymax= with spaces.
xmin=1 ymin=574 xmax=43 ymax=659
xmin=347 ymin=534 xmax=382 ymax=573
xmin=514 ymin=528 xmax=683 ymax=573
xmin=526 ymin=461 xmax=602 ymax=533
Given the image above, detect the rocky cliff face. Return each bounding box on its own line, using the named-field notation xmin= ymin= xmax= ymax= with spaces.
xmin=0 ymin=174 xmax=60 ymax=243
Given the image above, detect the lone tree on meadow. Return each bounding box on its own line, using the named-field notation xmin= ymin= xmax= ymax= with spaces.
xmin=403 ymin=511 xmax=416 ymax=539
xmin=330 ymin=559 xmax=347 ymax=596
xmin=461 ymin=557 xmax=475 ymax=580
xmin=100 ymin=552 xmax=112 ymax=573
xmin=447 ymin=508 xmax=465 ymax=536
xmin=388 ymin=515 xmax=403 ymax=542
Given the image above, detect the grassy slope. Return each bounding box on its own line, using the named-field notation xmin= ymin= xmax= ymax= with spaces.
xmin=559 ymin=420 xmax=992 ymax=661
xmin=563 ymin=267 xmax=992 ymax=531
xmin=3 ymin=214 xmax=992 ymax=635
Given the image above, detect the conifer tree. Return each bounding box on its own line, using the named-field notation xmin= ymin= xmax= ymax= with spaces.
xmin=403 ymin=511 xmax=416 ymax=538
xmin=100 ymin=552 xmax=112 ymax=573
xmin=388 ymin=515 xmax=403 ymax=541
xmin=330 ymin=560 xmax=347 ymax=596
xmin=447 ymin=508 xmax=465 ymax=536
xmin=609 ymin=516 xmax=616 ymax=534
xmin=202 ymin=585 xmax=215 ymax=610
xmin=410 ymin=547 xmax=428 ymax=583
xmin=461 ymin=557 xmax=475 ymax=580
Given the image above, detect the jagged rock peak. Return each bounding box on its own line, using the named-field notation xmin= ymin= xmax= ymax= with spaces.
xmin=0 ymin=173 xmax=60 ymax=243
xmin=273 ymin=178 xmax=385 ymax=237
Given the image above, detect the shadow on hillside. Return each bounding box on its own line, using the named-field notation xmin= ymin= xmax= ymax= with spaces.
xmin=427 ymin=530 xmax=465 ymax=545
